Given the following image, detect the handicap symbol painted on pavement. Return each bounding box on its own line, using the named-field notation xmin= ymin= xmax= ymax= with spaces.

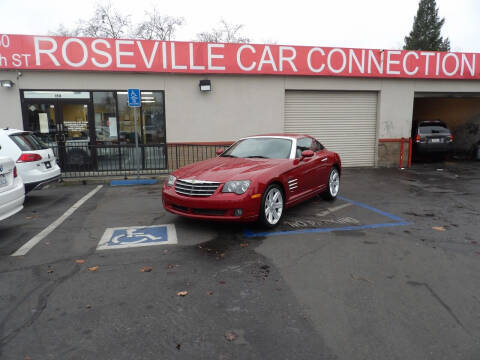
xmin=97 ymin=224 xmax=177 ymax=250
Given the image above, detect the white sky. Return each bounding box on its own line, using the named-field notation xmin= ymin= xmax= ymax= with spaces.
xmin=0 ymin=0 xmax=478 ymax=52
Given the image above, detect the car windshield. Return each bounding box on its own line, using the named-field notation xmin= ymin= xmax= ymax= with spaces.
xmin=222 ymin=138 xmax=292 ymax=159
xmin=419 ymin=125 xmax=450 ymax=134
xmin=9 ymin=133 xmax=49 ymax=151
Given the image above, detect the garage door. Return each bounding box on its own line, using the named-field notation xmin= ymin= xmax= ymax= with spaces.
xmin=284 ymin=91 xmax=378 ymax=167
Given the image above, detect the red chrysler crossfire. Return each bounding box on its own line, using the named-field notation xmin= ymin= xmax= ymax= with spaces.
xmin=162 ymin=134 xmax=341 ymax=227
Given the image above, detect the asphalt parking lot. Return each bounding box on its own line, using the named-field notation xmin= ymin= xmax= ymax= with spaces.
xmin=1 ymin=163 xmax=480 ymax=360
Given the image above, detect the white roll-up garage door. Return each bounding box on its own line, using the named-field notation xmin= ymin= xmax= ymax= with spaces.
xmin=284 ymin=91 xmax=378 ymax=167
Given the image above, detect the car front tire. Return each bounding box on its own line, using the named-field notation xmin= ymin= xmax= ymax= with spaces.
xmin=259 ymin=184 xmax=284 ymax=228
xmin=322 ymin=167 xmax=340 ymax=200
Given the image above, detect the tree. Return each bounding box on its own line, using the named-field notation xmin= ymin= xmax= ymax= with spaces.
xmin=50 ymin=3 xmax=183 ymax=40
xmin=196 ymin=19 xmax=250 ymax=43
xmin=134 ymin=9 xmax=184 ymax=40
xmin=404 ymin=0 xmax=450 ymax=51
xmin=78 ymin=2 xmax=131 ymax=38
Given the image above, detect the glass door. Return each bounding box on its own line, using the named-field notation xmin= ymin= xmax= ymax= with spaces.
xmin=59 ymin=102 xmax=92 ymax=170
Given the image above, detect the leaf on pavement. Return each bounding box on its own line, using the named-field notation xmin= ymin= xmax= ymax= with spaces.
xmin=167 ymin=264 xmax=174 ymax=269
xmin=225 ymin=331 xmax=237 ymax=341
xmin=75 ymin=259 xmax=85 ymax=264
xmin=432 ymin=226 xmax=446 ymax=231
xmin=88 ymin=266 xmax=99 ymax=272
xmin=240 ymin=243 xmax=249 ymax=247
xmin=207 ymin=291 xmax=214 ymax=296
xmin=177 ymin=291 xmax=188 ymax=296
xmin=140 ymin=266 xmax=153 ymax=272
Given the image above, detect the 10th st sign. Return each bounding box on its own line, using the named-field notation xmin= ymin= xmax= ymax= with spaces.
xmin=0 ymin=33 xmax=478 ymax=79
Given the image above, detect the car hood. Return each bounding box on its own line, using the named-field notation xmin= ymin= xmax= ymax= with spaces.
xmin=172 ymin=157 xmax=285 ymax=183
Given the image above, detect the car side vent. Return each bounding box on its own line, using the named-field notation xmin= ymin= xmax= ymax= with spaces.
xmin=175 ymin=179 xmax=220 ymax=197
xmin=288 ymin=178 xmax=298 ymax=191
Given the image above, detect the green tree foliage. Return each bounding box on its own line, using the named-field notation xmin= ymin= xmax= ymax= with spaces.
xmin=404 ymin=0 xmax=450 ymax=51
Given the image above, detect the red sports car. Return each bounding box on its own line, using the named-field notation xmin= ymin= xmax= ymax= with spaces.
xmin=162 ymin=134 xmax=341 ymax=227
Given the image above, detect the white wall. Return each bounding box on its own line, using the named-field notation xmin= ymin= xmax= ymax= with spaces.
xmin=0 ymin=69 xmax=479 ymax=145
xmin=0 ymin=70 xmax=23 ymax=129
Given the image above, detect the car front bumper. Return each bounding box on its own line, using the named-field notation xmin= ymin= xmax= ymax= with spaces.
xmin=162 ymin=185 xmax=261 ymax=222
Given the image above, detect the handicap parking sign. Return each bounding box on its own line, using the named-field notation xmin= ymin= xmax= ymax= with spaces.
xmin=97 ymin=224 xmax=177 ymax=250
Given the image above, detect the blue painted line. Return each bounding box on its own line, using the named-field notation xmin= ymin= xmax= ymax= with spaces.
xmin=337 ymin=196 xmax=406 ymax=223
xmin=111 ymin=179 xmax=158 ymax=186
xmin=243 ymin=222 xmax=410 ymax=238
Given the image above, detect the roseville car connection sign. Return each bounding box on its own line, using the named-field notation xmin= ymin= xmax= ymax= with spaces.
xmin=0 ymin=34 xmax=479 ymax=80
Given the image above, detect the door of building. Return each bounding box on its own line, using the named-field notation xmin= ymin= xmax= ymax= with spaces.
xmin=284 ymin=91 xmax=378 ymax=167
xmin=22 ymin=93 xmax=93 ymax=170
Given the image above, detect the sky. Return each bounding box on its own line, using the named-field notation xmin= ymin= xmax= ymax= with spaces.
xmin=0 ymin=0 xmax=478 ymax=52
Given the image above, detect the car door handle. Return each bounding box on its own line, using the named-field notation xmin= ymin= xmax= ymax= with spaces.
xmin=320 ymin=157 xmax=328 ymax=162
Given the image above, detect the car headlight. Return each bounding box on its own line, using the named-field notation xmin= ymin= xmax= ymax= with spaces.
xmin=166 ymin=175 xmax=176 ymax=187
xmin=222 ymin=180 xmax=251 ymax=194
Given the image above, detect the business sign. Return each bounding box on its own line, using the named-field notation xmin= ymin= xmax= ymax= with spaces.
xmin=0 ymin=33 xmax=479 ymax=80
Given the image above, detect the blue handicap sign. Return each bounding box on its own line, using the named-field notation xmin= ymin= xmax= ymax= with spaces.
xmin=97 ymin=224 xmax=177 ymax=250
xmin=127 ymin=88 xmax=141 ymax=107
xmin=107 ymin=226 xmax=168 ymax=246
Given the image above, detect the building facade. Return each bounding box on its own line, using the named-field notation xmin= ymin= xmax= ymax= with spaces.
xmin=1 ymin=34 xmax=479 ymax=174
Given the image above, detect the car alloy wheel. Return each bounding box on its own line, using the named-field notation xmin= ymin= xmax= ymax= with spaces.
xmin=323 ymin=167 xmax=340 ymax=200
xmin=260 ymin=184 xmax=284 ymax=227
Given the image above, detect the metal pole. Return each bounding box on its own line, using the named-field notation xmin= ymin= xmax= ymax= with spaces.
xmin=133 ymin=106 xmax=140 ymax=179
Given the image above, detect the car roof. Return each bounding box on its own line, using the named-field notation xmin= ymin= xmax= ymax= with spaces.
xmin=248 ymin=133 xmax=311 ymax=139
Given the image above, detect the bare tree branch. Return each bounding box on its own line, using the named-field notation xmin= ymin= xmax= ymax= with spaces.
xmin=76 ymin=2 xmax=130 ymax=38
xmin=196 ymin=19 xmax=250 ymax=43
xmin=135 ymin=8 xmax=184 ymax=40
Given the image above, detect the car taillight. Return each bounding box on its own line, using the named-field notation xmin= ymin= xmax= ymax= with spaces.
xmin=17 ymin=153 xmax=42 ymax=163
xmin=449 ymin=134 xmax=454 ymax=142
xmin=415 ymin=134 xmax=421 ymax=143
xmin=13 ymin=166 xmax=18 ymax=178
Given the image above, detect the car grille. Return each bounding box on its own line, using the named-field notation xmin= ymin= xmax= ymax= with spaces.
xmin=175 ymin=179 xmax=220 ymax=197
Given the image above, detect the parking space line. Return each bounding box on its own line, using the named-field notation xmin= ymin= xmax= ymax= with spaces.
xmin=337 ymin=196 xmax=406 ymax=222
xmin=11 ymin=185 xmax=103 ymax=257
xmin=243 ymin=196 xmax=409 ymax=238
xmin=244 ymin=221 xmax=410 ymax=238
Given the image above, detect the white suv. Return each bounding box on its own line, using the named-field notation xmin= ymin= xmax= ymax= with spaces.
xmin=0 ymin=129 xmax=61 ymax=192
xmin=0 ymin=156 xmax=25 ymax=221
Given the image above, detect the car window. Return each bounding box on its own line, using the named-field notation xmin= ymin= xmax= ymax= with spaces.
xmin=9 ymin=133 xmax=48 ymax=151
xmin=312 ymin=140 xmax=324 ymax=152
xmin=296 ymin=137 xmax=313 ymax=158
xmin=418 ymin=126 xmax=450 ymax=134
xmin=222 ymin=138 xmax=292 ymax=159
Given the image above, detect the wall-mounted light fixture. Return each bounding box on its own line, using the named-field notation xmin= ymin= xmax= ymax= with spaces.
xmin=0 ymin=80 xmax=15 ymax=88
xmin=199 ymin=79 xmax=211 ymax=92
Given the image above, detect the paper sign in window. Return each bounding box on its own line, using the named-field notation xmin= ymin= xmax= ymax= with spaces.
xmin=39 ymin=113 xmax=49 ymax=133
xmin=109 ymin=117 xmax=118 ymax=138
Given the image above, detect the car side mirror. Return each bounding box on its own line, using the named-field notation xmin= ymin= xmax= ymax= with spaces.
xmin=216 ymin=148 xmax=224 ymax=155
xmin=301 ymin=150 xmax=314 ymax=159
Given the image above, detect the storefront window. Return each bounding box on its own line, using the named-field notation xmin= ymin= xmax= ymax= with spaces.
xmin=141 ymin=91 xmax=165 ymax=144
xmin=93 ymin=92 xmax=118 ymax=143
xmin=22 ymin=89 xmax=166 ymax=172
xmin=117 ymin=92 xmax=138 ymax=145
xmin=25 ymin=103 xmax=57 ymax=146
